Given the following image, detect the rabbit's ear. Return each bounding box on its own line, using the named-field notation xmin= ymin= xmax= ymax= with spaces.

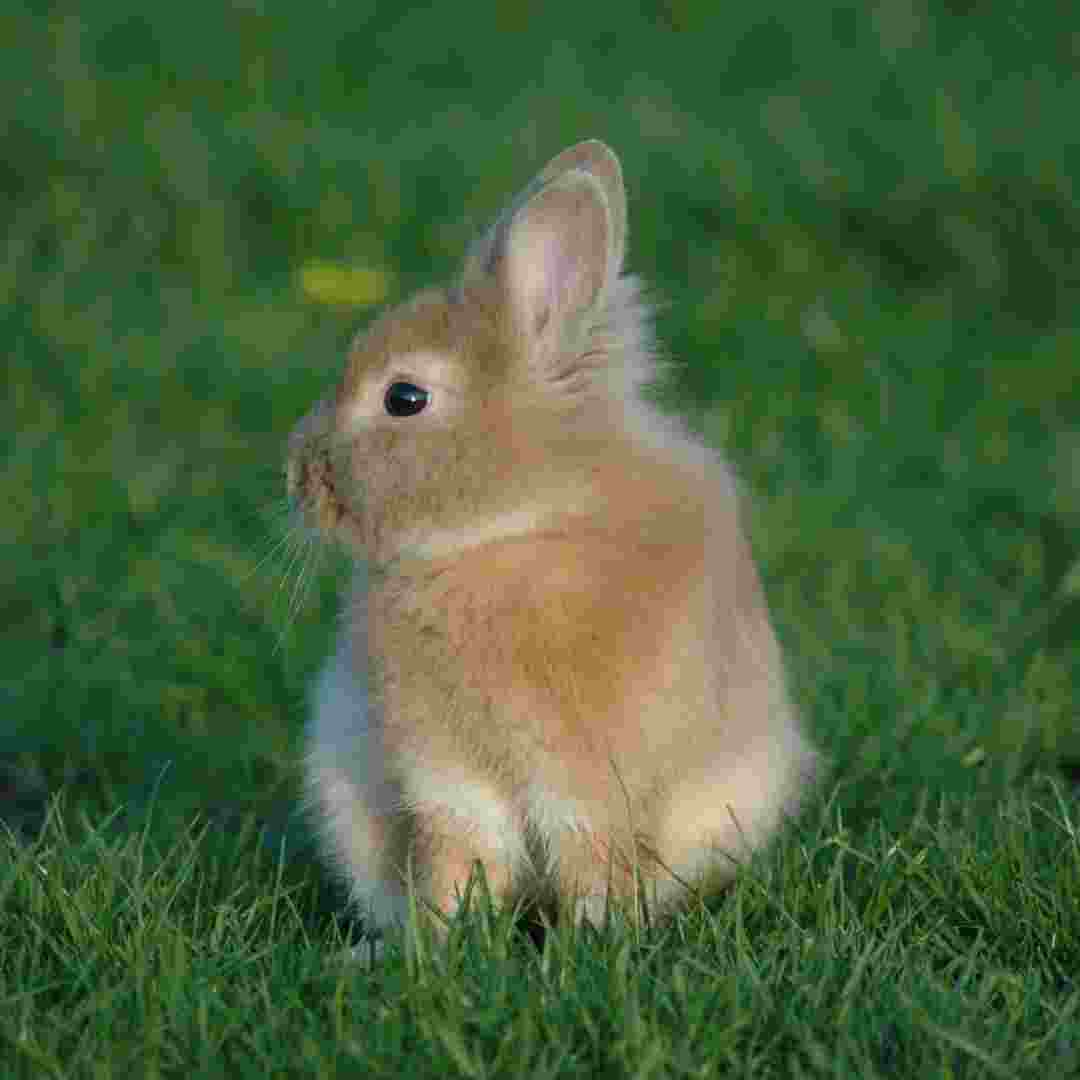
xmin=462 ymin=141 xmax=626 ymax=323
xmin=532 ymin=140 xmax=626 ymax=271
xmin=499 ymin=168 xmax=617 ymax=348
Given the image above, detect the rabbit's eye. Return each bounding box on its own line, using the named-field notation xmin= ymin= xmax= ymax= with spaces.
xmin=384 ymin=381 xmax=430 ymax=417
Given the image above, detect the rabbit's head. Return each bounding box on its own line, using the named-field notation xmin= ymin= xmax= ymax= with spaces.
xmin=287 ymin=140 xmax=655 ymax=563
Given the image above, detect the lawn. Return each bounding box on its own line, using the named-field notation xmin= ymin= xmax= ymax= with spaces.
xmin=2 ymin=1 xmax=1078 ymax=1075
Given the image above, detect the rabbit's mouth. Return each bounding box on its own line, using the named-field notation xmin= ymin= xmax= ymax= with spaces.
xmin=287 ymin=446 xmax=349 ymax=535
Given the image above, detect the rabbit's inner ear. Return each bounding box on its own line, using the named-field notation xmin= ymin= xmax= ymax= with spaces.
xmin=502 ymin=171 xmax=614 ymax=345
xmin=533 ymin=140 xmax=627 ymax=271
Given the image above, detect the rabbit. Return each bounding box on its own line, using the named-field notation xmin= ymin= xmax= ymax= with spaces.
xmin=288 ymin=139 xmax=817 ymax=933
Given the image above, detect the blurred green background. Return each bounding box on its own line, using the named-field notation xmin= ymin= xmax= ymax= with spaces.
xmin=2 ymin=0 xmax=1078 ymax=852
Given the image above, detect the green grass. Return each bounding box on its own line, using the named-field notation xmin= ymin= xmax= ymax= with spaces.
xmin=2 ymin=0 xmax=1079 ymax=1075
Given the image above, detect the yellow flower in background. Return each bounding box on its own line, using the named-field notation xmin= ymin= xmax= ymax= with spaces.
xmin=298 ymin=260 xmax=393 ymax=307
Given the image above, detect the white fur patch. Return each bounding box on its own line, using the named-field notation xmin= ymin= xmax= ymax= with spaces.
xmin=399 ymin=502 xmax=582 ymax=561
xmin=307 ymin=649 xmax=409 ymax=927
xmin=525 ymin=784 xmax=593 ymax=837
xmin=309 ymin=647 xmax=372 ymax=771
xmin=402 ymin=764 xmax=527 ymax=865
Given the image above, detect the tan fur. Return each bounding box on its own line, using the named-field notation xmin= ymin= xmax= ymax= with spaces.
xmin=289 ymin=140 xmax=816 ymax=929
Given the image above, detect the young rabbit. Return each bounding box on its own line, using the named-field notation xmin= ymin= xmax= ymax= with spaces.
xmin=288 ymin=140 xmax=816 ymax=931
